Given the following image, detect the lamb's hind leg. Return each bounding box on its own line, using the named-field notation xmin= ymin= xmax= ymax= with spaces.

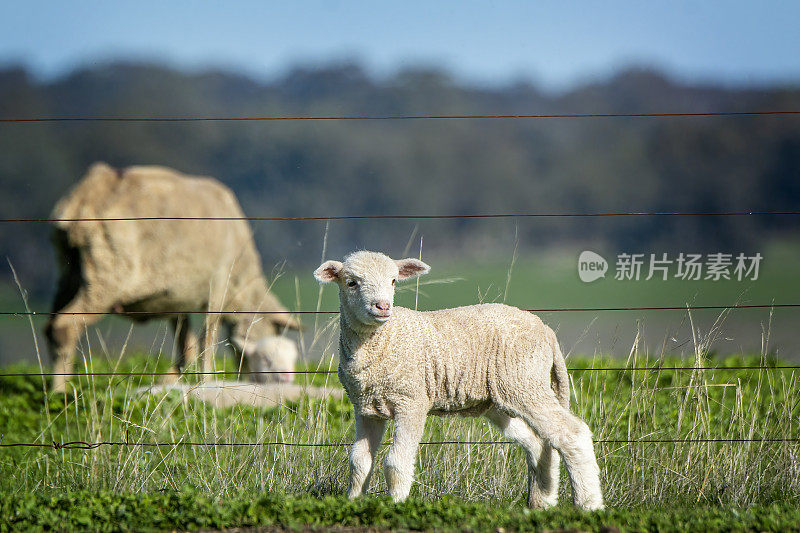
xmin=485 ymin=408 xmax=559 ymax=508
xmin=501 ymin=396 xmax=603 ymax=510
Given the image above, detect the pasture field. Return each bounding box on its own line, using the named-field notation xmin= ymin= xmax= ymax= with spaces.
xmin=269 ymin=240 xmax=800 ymax=314
xmin=0 ymin=240 xmax=799 ymax=530
xmin=268 ymin=240 xmax=800 ymax=360
xmin=274 ymin=240 xmax=800 ymax=314
xmin=3 ymin=239 xmax=800 ymax=366
xmin=0 ymin=346 xmax=798 ymax=531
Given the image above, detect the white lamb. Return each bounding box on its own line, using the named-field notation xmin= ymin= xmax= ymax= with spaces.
xmin=314 ymin=251 xmax=604 ymax=510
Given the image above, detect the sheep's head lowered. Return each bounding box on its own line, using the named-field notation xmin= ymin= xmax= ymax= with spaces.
xmin=232 ymin=318 xmax=299 ymax=383
xmin=244 ymin=336 xmax=299 ymax=383
xmin=314 ymin=251 xmax=430 ymax=329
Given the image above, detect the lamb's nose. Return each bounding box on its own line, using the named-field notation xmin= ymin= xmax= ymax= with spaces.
xmin=375 ymin=301 xmax=390 ymax=311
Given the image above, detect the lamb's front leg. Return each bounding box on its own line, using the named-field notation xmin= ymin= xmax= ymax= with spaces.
xmin=348 ymin=414 xmax=387 ymax=499
xmin=384 ymin=411 xmax=426 ymax=502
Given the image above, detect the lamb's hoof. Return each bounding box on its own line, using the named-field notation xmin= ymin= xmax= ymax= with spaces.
xmin=527 ymin=495 xmax=558 ymax=509
xmin=578 ymin=499 xmax=605 ymax=511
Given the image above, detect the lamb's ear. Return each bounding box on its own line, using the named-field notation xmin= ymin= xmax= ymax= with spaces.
xmin=314 ymin=260 xmax=344 ymax=283
xmin=395 ymin=258 xmax=431 ymax=279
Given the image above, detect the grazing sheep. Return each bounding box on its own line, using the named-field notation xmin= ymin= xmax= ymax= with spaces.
xmin=237 ymin=336 xmax=300 ymax=384
xmin=314 ymin=251 xmax=604 ymax=510
xmin=45 ymin=162 xmax=301 ymax=392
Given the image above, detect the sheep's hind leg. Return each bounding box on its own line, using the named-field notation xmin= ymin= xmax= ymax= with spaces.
xmin=163 ymin=315 xmax=197 ymax=384
xmin=348 ymin=414 xmax=387 ymax=499
xmin=485 ymin=408 xmax=559 ymax=508
xmin=199 ymin=313 xmax=221 ymax=382
xmin=502 ymin=396 xmax=604 ymax=510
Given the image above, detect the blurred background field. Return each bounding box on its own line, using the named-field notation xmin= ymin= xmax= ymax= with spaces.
xmin=2 ymin=238 xmax=799 ymax=366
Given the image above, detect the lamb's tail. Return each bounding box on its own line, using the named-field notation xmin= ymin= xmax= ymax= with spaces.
xmin=550 ymin=335 xmax=570 ymax=409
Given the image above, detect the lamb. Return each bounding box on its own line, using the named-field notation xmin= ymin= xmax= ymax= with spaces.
xmin=314 ymin=251 xmax=604 ymax=510
xmin=45 ymin=162 xmax=302 ymax=392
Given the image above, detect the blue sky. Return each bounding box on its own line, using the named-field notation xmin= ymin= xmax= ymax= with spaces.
xmin=1 ymin=1 xmax=798 ymax=89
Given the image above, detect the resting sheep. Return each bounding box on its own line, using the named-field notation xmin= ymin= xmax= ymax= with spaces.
xmin=45 ymin=162 xmax=301 ymax=392
xmin=314 ymin=251 xmax=604 ymax=510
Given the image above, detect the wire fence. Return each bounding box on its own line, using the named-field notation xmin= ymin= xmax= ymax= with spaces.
xmin=2 ymin=209 xmax=800 ymax=223
xmin=2 ymin=363 xmax=799 ymax=379
xmin=2 ymin=362 xmax=797 ymax=451
xmin=1 ymin=437 xmax=799 ymax=451
xmin=1 ymin=110 xmax=799 ymax=123
xmin=3 ymin=303 xmax=799 ymax=317
xmin=2 ymin=112 xmax=799 ymax=457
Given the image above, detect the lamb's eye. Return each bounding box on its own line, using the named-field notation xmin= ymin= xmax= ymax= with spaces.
xmin=391 ymin=279 xmax=396 ymax=286
xmin=347 ymin=280 xmax=358 ymax=288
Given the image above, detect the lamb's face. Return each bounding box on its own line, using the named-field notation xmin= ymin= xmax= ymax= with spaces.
xmin=314 ymin=251 xmax=430 ymax=328
xmin=340 ymin=252 xmax=401 ymax=326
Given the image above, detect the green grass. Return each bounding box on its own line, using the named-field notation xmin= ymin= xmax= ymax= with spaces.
xmin=1 ymin=347 xmax=798 ymax=531
xmin=1 ymin=240 xmax=800 ymax=530
xmin=3 ymin=491 xmax=800 ymax=532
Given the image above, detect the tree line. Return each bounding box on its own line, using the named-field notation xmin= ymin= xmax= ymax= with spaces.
xmin=0 ymin=61 xmax=798 ymax=296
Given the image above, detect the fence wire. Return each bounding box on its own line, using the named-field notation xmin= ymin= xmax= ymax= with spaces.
xmin=2 ymin=209 xmax=799 ymax=223
xmin=3 ymin=303 xmax=799 ymax=317
xmin=1 ymin=437 xmax=798 ymax=451
xmin=2 ymin=110 xmax=799 ymax=123
xmin=1 ymin=364 xmax=798 ymax=379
